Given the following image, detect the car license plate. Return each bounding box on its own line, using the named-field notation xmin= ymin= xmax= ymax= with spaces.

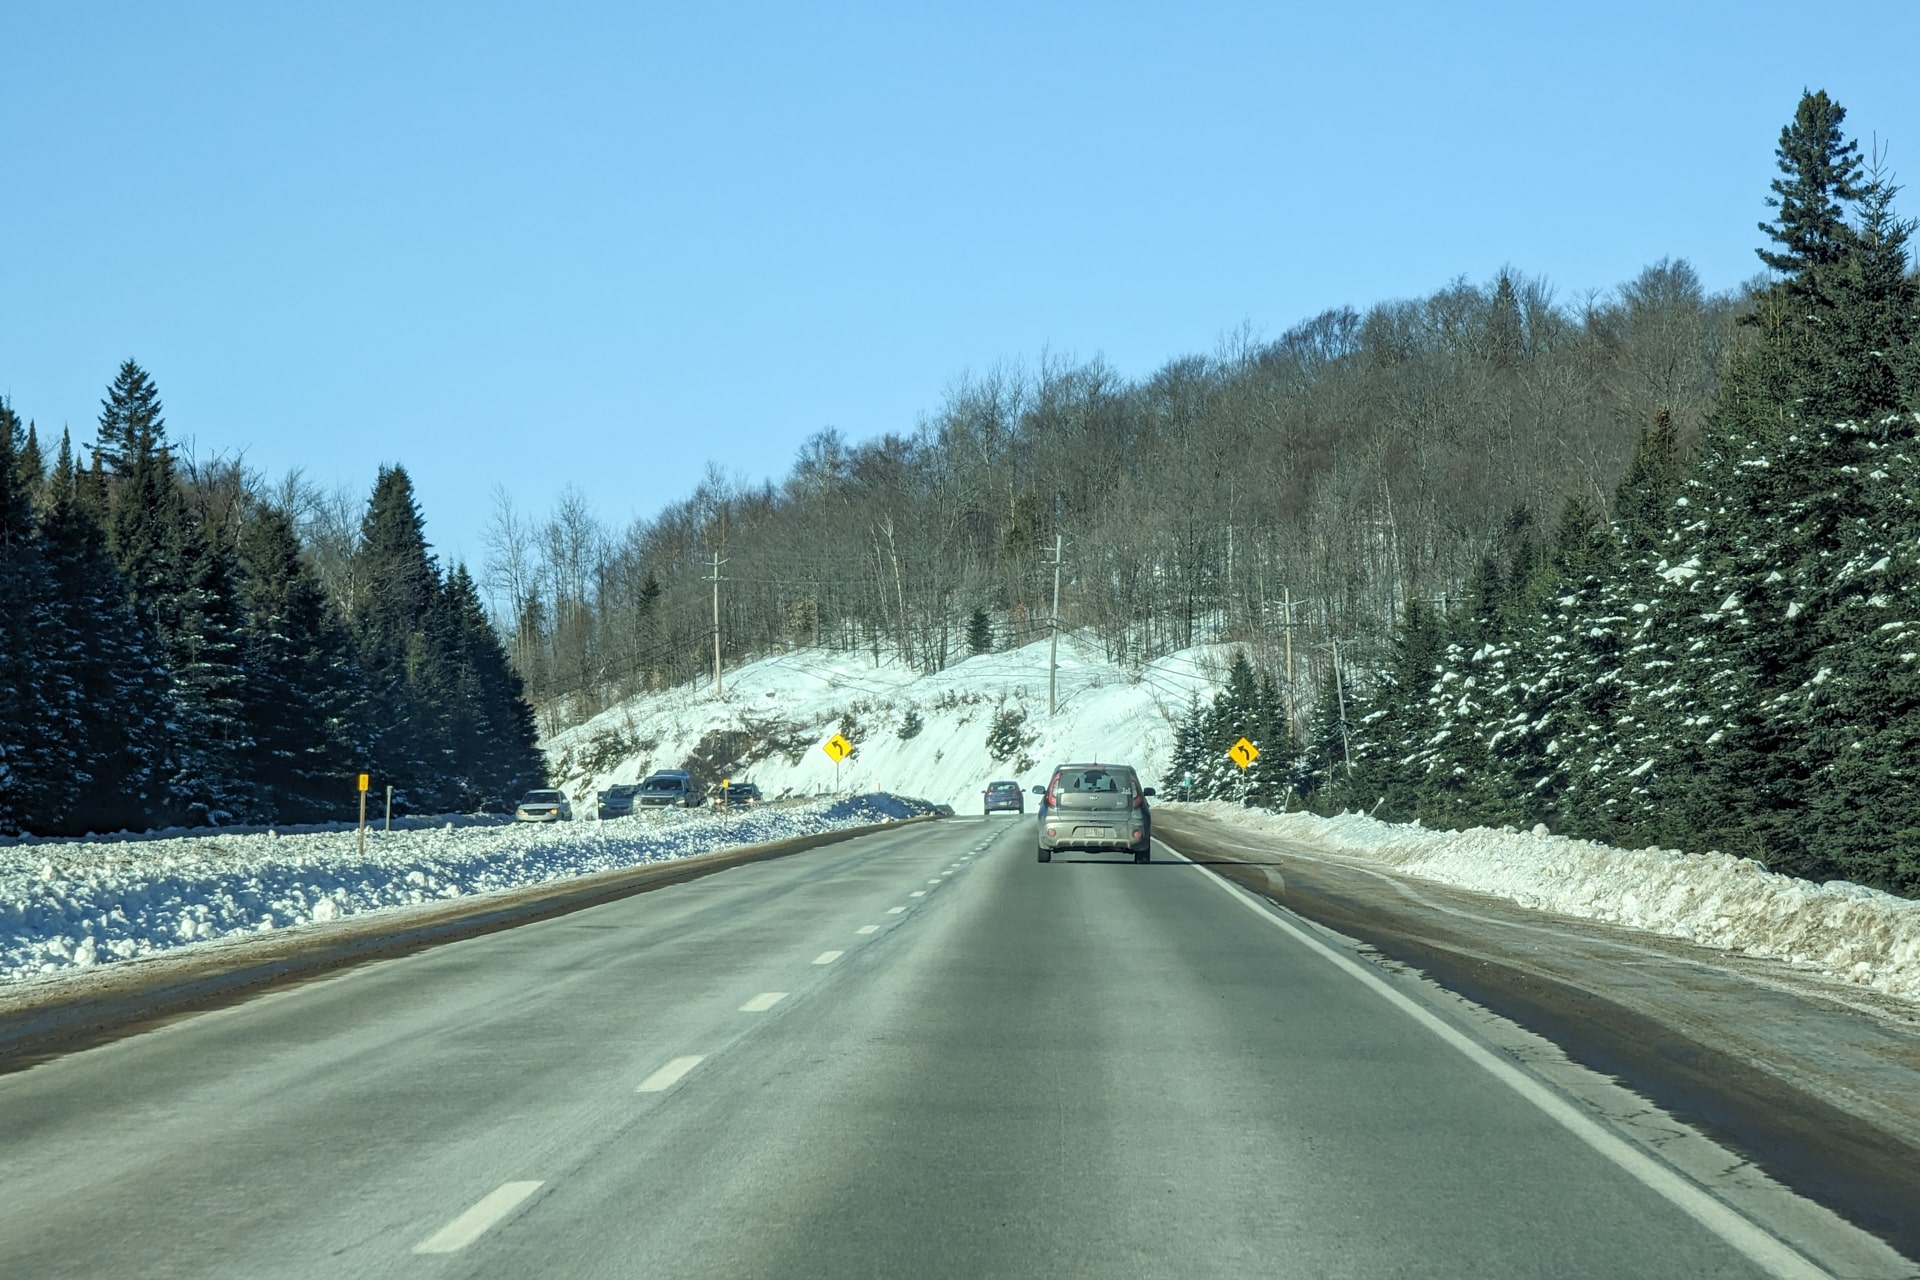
xmin=1077 ymin=826 xmax=1115 ymax=838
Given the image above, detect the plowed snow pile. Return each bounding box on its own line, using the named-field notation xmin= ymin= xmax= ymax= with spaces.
xmin=0 ymin=795 xmax=930 ymax=982
xmin=1194 ymin=803 xmax=1920 ymax=1004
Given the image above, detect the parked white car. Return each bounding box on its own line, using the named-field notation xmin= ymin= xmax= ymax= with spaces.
xmin=514 ymin=789 xmax=573 ymax=822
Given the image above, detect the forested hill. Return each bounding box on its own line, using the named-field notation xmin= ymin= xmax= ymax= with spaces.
xmin=491 ymin=243 xmax=1735 ymax=735
xmin=0 ymin=368 xmax=544 ymax=836
xmin=1177 ymin=91 xmax=1920 ymax=897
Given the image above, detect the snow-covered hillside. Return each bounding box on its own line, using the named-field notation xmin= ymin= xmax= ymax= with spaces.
xmin=545 ymin=637 xmax=1229 ymax=813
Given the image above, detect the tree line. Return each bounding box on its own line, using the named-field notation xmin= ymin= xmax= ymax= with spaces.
xmin=0 ymin=364 xmax=544 ymax=835
xmin=491 ymin=209 xmax=1738 ymax=735
xmin=1178 ymin=91 xmax=1920 ymax=896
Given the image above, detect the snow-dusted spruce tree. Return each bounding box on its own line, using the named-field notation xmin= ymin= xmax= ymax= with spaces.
xmin=40 ymin=434 xmax=171 ymax=834
xmin=1167 ymin=696 xmax=1208 ymax=800
xmin=1588 ymin=90 xmax=1920 ymax=886
xmin=236 ymin=502 xmax=368 ymax=822
xmin=1475 ymin=501 xmax=1622 ymax=830
xmin=1335 ymin=599 xmax=1446 ymax=820
xmin=0 ymin=405 xmax=79 ymax=834
xmin=1766 ymin=160 xmax=1920 ymax=892
xmin=106 ymin=409 xmax=254 ymax=826
xmin=1400 ymin=534 xmax=1525 ymax=828
xmin=1555 ymin=411 xmax=1688 ymax=843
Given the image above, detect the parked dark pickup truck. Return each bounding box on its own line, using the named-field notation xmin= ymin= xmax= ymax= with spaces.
xmin=636 ymin=770 xmax=703 ymax=808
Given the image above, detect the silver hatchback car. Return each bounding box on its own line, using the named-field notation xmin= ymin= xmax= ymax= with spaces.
xmin=1033 ymin=763 xmax=1154 ymax=863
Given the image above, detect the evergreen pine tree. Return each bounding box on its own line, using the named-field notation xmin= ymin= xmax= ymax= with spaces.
xmin=237 ymin=502 xmax=367 ymax=821
xmin=93 ymin=359 xmax=167 ymax=477
xmin=8 ymin=409 xmax=47 ymax=506
xmin=439 ymin=564 xmax=545 ymax=808
xmin=0 ymin=418 xmax=73 ymax=832
xmin=966 ymin=606 xmax=993 ymax=655
xmin=1343 ymin=599 xmax=1448 ymax=822
xmin=1758 ymin=90 xmax=1864 ymax=292
xmin=351 ymin=465 xmax=450 ymax=808
xmin=40 ymin=433 xmax=171 ymax=833
xmin=1810 ymin=157 xmax=1920 ymax=419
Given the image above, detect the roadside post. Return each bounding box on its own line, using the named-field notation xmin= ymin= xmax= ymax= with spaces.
xmin=385 ymin=785 xmax=393 ymax=832
xmin=822 ymin=733 xmax=853 ymax=794
xmin=357 ymin=773 xmax=369 ymax=856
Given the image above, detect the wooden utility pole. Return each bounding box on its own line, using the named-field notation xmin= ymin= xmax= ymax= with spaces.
xmin=1331 ymin=638 xmax=1351 ymax=773
xmin=1046 ymin=534 xmax=1063 ymax=717
xmin=1282 ymin=586 xmax=1297 ymax=740
xmin=706 ymin=552 xmax=728 ymax=695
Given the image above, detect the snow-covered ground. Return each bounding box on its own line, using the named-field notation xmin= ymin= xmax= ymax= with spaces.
xmin=1186 ymin=804 xmax=1920 ymax=1005
xmin=547 ymin=636 xmax=1227 ymax=812
xmin=5 ymin=637 xmax=1918 ymax=1009
xmin=0 ymin=795 xmax=931 ymax=982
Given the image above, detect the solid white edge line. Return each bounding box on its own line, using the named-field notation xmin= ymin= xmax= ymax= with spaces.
xmin=739 ymin=991 xmax=787 ymax=1012
xmin=1161 ymin=843 xmax=1832 ymax=1280
xmin=412 ymin=1180 xmax=543 ymax=1254
xmin=813 ymin=950 xmax=844 ymax=965
xmin=636 ymin=1054 xmax=704 ymax=1093
xmin=856 ymin=925 xmax=880 ymax=934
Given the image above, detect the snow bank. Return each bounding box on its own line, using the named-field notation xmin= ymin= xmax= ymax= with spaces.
xmin=0 ymin=795 xmax=931 ymax=983
xmin=1192 ymin=804 xmax=1920 ymax=1004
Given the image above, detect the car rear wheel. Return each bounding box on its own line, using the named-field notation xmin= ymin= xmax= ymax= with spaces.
xmin=1134 ymin=849 xmax=1150 ymax=863
xmin=1037 ymin=847 xmax=1051 ymax=863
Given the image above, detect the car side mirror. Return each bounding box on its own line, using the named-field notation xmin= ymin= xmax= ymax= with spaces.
xmin=1142 ymin=788 xmax=1156 ymax=797
xmin=1031 ymin=785 xmax=1045 ymax=795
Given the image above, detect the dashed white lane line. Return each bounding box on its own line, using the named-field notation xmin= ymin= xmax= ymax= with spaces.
xmin=740 ymin=992 xmax=788 ymax=1012
xmin=856 ymin=925 xmax=880 ymax=934
xmin=887 ymin=906 xmax=906 ymax=914
xmin=910 ymin=891 xmax=926 ymax=898
xmin=636 ymin=1055 xmax=704 ymax=1093
xmin=413 ymin=1181 xmax=543 ymax=1254
xmin=927 ymin=878 xmax=942 ymax=884
xmin=813 ymin=950 xmax=844 ymax=965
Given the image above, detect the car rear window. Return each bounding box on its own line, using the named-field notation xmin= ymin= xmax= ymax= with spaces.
xmin=988 ymin=782 xmax=1019 ymax=792
xmin=1054 ymin=768 xmax=1133 ymax=794
xmin=641 ymin=778 xmax=683 ymax=791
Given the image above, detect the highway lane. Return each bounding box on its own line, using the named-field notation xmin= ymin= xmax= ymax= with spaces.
xmin=0 ymin=816 xmax=1891 ymax=1278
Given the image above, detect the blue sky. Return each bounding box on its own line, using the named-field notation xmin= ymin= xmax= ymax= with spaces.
xmin=5 ymin=2 xmax=1919 ymax=572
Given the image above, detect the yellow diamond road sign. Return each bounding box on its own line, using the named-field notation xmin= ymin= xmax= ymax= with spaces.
xmin=822 ymin=733 xmax=853 ymax=762
xmin=1228 ymin=737 xmax=1259 ymax=770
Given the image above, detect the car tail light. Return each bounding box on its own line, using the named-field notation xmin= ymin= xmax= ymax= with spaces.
xmin=1133 ymin=829 xmax=1143 ymax=840
xmin=1046 ymin=827 xmax=1055 ymax=837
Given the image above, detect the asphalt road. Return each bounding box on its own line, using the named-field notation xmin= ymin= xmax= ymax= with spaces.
xmin=0 ymin=818 xmax=1890 ymax=1278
